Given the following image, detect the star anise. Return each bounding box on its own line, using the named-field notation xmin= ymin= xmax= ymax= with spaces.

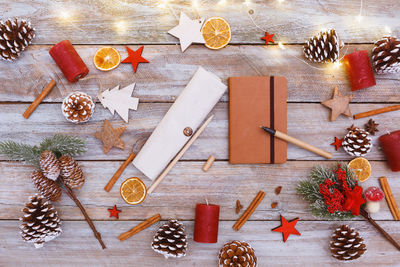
xmin=347 ymin=124 xmax=357 ymax=132
xmin=364 ymin=119 xmax=379 ymax=135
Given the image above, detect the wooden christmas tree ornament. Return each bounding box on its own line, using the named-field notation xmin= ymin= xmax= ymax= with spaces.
xmin=321 ymin=87 xmax=354 ymax=121
xmin=94 ymin=119 xmax=126 ymax=154
xmin=98 ymin=83 xmax=139 ymax=123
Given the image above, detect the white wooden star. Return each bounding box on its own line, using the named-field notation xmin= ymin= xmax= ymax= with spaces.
xmin=168 ymin=12 xmax=205 ymax=52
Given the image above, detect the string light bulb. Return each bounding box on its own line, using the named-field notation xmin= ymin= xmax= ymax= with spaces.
xmin=158 ymin=0 xmax=168 ymax=8
xmin=192 ymin=0 xmax=199 ymax=10
xmin=278 ymin=42 xmax=286 ymax=50
xmin=278 ymin=0 xmax=285 ymax=3
xmin=244 ymin=0 xmax=251 ymax=6
xmin=333 ymin=61 xmax=342 ymax=69
xmin=59 ymin=11 xmax=71 ymax=20
xmin=356 ymin=15 xmax=363 ymax=22
xmin=385 ymin=26 xmax=392 ymax=34
xmin=218 ymin=0 xmax=227 ymax=5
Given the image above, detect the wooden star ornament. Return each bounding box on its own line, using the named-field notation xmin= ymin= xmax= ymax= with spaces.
xmin=108 ymin=205 xmax=121 ymax=219
xmin=321 ymin=87 xmax=354 ymax=121
xmin=330 ymin=137 xmax=343 ymax=151
xmin=121 ymin=46 xmax=149 ymax=73
xmin=272 ymin=215 xmax=301 ymax=242
xmin=261 ymin=32 xmax=274 ymax=44
xmin=94 ymin=119 xmax=126 ymax=154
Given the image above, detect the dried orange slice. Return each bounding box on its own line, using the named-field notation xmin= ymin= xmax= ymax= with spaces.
xmin=348 ymin=157 xmax=372 ymax=182
xmin=93 ymin=47 xmax=121 ymax=71
xmin=201 ymin=17 xmax=231 ymax=50
xmin=120 ymin=177 xmax=147 ymax=205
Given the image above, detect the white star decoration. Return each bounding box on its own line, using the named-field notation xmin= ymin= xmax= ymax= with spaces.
xmin=168 ymin=12 xmax=205 ymax=52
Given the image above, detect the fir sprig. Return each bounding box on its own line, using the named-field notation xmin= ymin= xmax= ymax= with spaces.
xmin=0 ymin=134 xmax=86 ymax=168
xmin=296 ymin=163 xmax=357 ymax=220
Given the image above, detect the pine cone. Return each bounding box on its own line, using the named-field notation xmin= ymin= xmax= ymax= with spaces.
xmin=62 ymin=92 xmax=95 ymax=124
xmin=218 ymin=240 xmax=257 ymax=267
xmin=39 ymin=150 xmax=61 ymax=181
xmin=31 ymin=170 xmax=62 ymax=201
xmin=304 ymin=29 xmax=343 ymax=63
xmin=151 ymin=219 xmax=187 ymax=259
xmin=330 ymin=225 xmax=366 ymax=261
xmin=0 ymin=18 xmax=35 ymax=62
xmin=372 ymin=36 xmax=400 ymax=74
xmin=59 ymin=155 xmax=85 ymax=189
xmin=20 ymin=194 xmax=62 ymax=248
xmin=342 ymin=127 xmax=372 ymax=157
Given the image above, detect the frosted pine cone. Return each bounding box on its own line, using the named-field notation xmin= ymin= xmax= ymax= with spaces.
xmin=342 ymin=126 xmax=372 ymax=157
xmin=31 ymin=170 xmax=62 ymax=201
xmin=59 ymin=155 xmax=85 ymax=189
xmin=20 ymin=194 xmax=62 ymax=248
xmin=0 ymin=18 xmax=35 ymax=61
xmin=152 ymin=219 xmax=187 ymax=259
xmin=330 ymin=225 xmax=366 ymax=261
xmin=372 ymin=36 xmax=400 ymax=74
xmin=218 ymin=240 xmax=257 ymax=267
xmin=62 ymin=92 xmax=95 ymax=124
xmin=304 ymin=29 xmax=343 ymax=63
xmin=39 ymin=150 xmax=60 ymax=181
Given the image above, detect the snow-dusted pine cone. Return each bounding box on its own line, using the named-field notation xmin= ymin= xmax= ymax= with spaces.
xmin=218 ymin=240 xmax=257 ymax=267
xmin=151 ymin=219 xmax=187 ymax=259
xmin=61 ymin=92 xmax=95 ymax=124
xmin=342 ymin=126 xmax=372 ymax=157
xmin=20 ymin=194 xmax=62 ymax=248
xmin=31 ymin=170 xmax=62 ymax=201
xmin=0 ymin=18 xmax=35 ymax=61
xmin=39 ymin=150 xmax=60 ymax=181
xmin=59 ymin=155 xmax=85 ymax=189
xmin=330 ymin=225 xmax=366 ymax=261
xmin=372 ymin=36 xmax=400 ymax=74
xmin=304 ymin=29 xmax=343 ymax=63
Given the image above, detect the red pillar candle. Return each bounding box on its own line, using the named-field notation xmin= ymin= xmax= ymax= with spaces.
xmin=379 ymin=130 xmax=400 ymax=172
xmin=49 ymin=40 xmax=89 ymax=83
xmin=343 ymin=50 xmax=376 ymax=91
xmin=194 ymin=203 xmax=220 ymax=243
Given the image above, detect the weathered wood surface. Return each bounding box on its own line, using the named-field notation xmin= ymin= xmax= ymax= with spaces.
xmin=0 ymin=161 xmax=398 ymax=221
xmin=0 ymin=45 xmax=399 ymax=103
xmin=1 ymin=0 xmax=399 ymax=44
xmin=1 ymin=220 xmax=399 ymax=266
xmin=0 ymin=103 xmax=398 ymax=161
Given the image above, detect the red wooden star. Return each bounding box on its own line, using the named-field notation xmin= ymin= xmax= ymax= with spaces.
xmin=342 ymin=185 xmax=366 ymax=216
xmin=330 ymin=137 xmax=343 ymax=151
xmin=261 ymin=32 xmax=274 ymax=44
xmin=272 ymin=215 xmax=301 ymax=242
xmin=121 ymin=46 xmax=149 ymax=73
xmin=108 ymin=205 xmax=121 ymax=219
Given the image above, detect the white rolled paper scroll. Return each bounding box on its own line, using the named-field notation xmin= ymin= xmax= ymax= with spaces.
xmin=132 ymin=67 xmax=227 ymax=180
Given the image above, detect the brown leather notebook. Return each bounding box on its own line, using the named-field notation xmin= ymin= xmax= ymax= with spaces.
xmin=229 ymin=76 xmax=287 ymax=164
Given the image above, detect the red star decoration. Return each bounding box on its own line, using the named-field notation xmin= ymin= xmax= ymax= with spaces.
xmin=330 ymin=137 xmax=343 ymax=151
xmin=342 ymin=185 xmax=366 ymax=216
xmin=108 ymin=205 xmax=121 ymax=219
xmin=121 ymin=46 xmax=149 ymax=72
xmin=261 ymin=32 xmax=275 ymax=44
xmin=272 ymin=215 xmax=301 ymax=242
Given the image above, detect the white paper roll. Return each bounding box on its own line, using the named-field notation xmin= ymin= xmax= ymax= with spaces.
xmin=132 ymin=67 xmax=227 ymax=180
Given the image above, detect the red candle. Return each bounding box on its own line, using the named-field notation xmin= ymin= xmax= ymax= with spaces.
xmin=343 ymin=50 xmax=376 ymax=91
xmin=379 ymin=130 xmax=400 ymax=172
xmin=194 ymin=203 xmax=220 ymax=243
xmin=49 ymin=40 xmax=89 ymax=83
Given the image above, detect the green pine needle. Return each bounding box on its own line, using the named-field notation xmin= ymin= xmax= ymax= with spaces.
xmin=296 ymin=163 xmax=357 ymax=220
xmin=0 ymin=134 xmax=86 ymax=167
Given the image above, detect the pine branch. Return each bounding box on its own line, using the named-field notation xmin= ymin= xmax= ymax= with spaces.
xmin=39 ymin=134 xmax=86 ymax=157
xmin=0 ymin=141 xmax=41 ymax=167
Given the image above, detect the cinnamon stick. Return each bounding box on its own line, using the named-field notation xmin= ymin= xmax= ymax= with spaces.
xmin=59 ymin=178 xmax=106 ymax=249
xmin=104 ymin=152 xmax=135 ymax=192
xmin=360 ymin=207 xmax=400 ymax=251
xmin=22 ymin=80 xmax=56 ymax=119
xmin=118 ymin=214 xmax=161 ymax=241
xmin=379 ymin=177 xmax=400 ymax=220
xmin=233 ymin=191 xmax=265 ymax=231
xmin=353 ymin=105 xmax=400 ymax=120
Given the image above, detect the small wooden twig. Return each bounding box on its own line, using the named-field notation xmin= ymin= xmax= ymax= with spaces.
xmin=360 ymin=207 xmax=400 ymax=251
xmin=118 ymin=214 xmax=161 ymax=241
xmin=202 ymin=155 xmax=215 ymax=172
xmin=233 ymin=191 xmax=265 ymax=231
xmin=104 ymin=152 xmax=135 ymax=192
xmin=147 ymin=115 xmax=214 ymax=194
xmin=59 ymin=177 xmax=106 ymax=249
xmin=22 ymin=80 xmax=56 ymax=119
xmin=353 ymin=105 xmax=400 ymax=120
xmin=379 ymin=177 xmax=400 ymax=220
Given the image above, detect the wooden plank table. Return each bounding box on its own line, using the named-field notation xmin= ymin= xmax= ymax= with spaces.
xmin=0 ymin=0 xmax=399 ymax=266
